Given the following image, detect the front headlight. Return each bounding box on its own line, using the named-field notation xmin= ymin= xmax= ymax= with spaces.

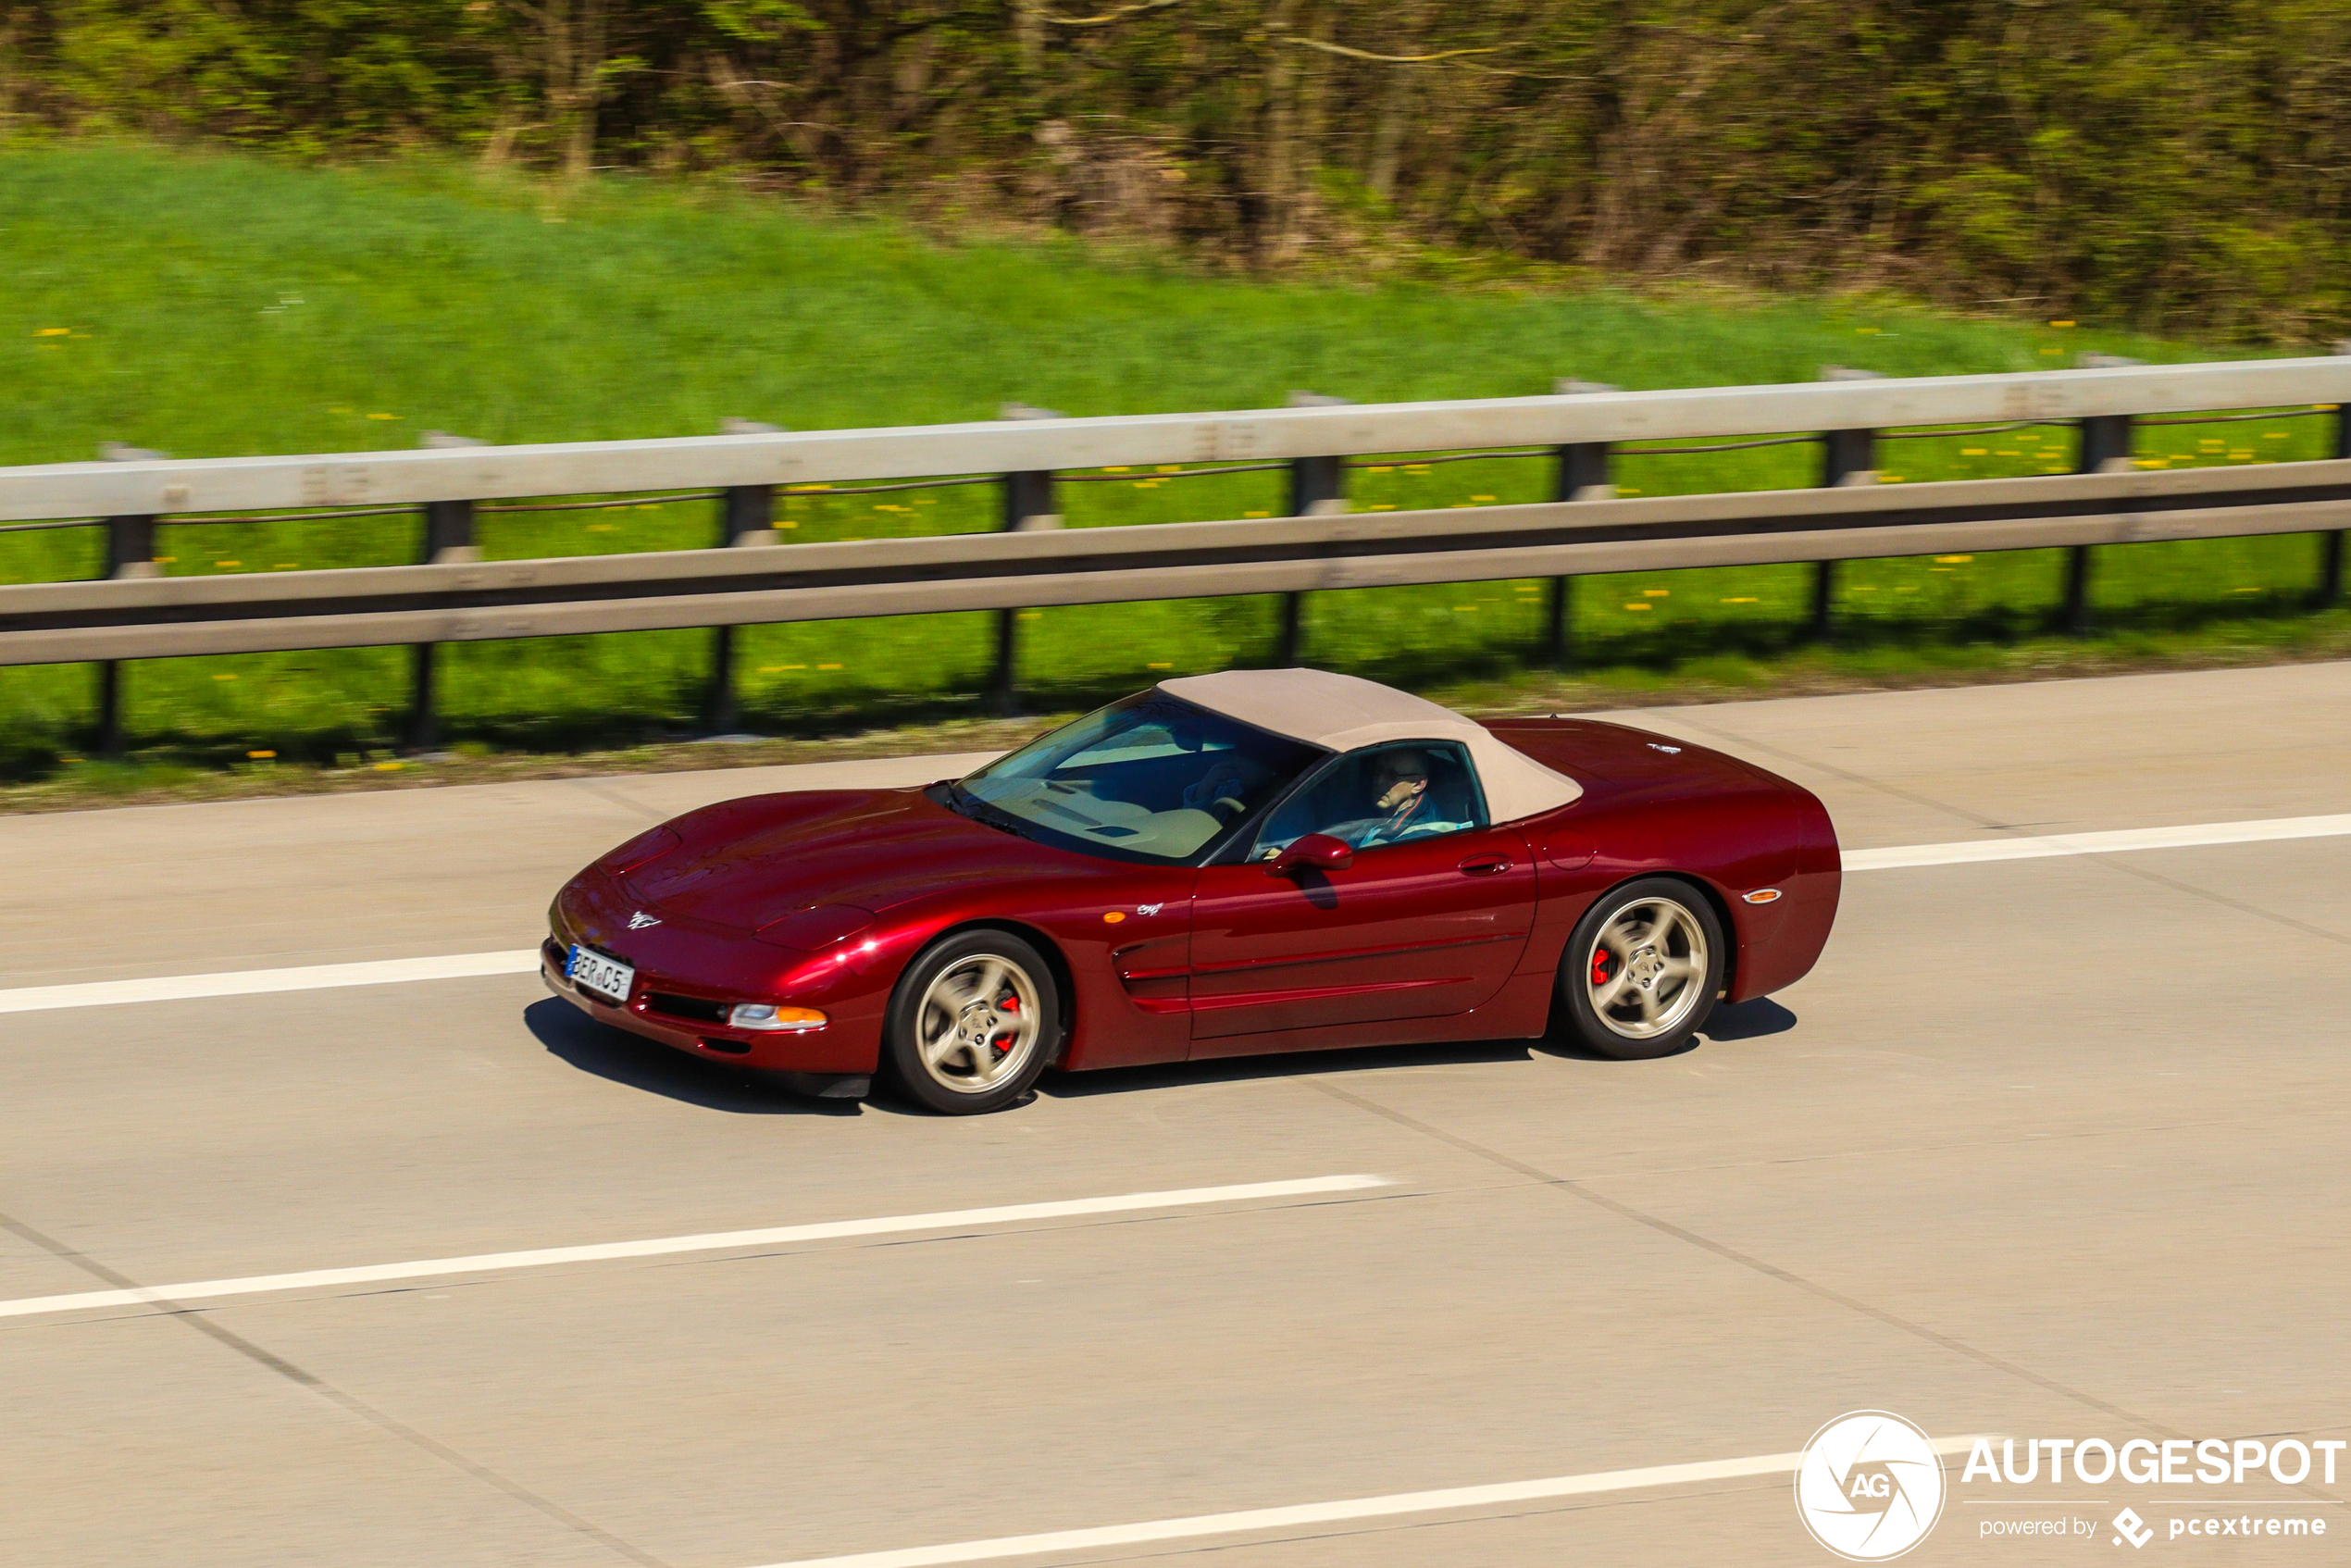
xmin=728 ymin=1003 xmax=828 ymax=1032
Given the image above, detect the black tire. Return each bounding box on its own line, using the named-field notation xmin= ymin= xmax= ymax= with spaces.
xmin=881 ymin=929 xmax=1060 ymax=1114
xmin=1556 ymin=877 xmax=1725 ymax=1061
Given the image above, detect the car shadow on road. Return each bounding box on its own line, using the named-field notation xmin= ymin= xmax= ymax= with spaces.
xmin=525 ymin=999 xmax=869 ymax=1115
xmin=1050 ymin=999 xmax=1805 ymax=1093
xmin=1541 ymin=996 xmax=1798 ymax=1061
xmin=1699 ymin=997 xmax=1799 ymax=1041
xmin=1039 ymin=1039 xmax=1539 ymax=1100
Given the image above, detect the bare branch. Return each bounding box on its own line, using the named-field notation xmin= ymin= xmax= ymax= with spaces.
xmin=1276 ymin=37 xmax=1503 ymax=66
xmin=1037 ymin=0 xmax=1185 ymax=27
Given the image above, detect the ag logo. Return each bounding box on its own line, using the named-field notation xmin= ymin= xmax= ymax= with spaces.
xmin=1794 ymin=1411 xmax=1947 ymax=1561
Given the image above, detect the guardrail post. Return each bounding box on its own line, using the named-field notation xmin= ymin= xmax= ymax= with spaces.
xmin=704 ymin=419 xmax=782 ymax=734
xmin=2066 ymin=355 xmax=2143 ymax=634
xmin=1281 ymin=392 xmax=1351 ymax=666
xmin=1546 ymin=379 xmax=1616 ymax=667
xmin=2322 ymin=345 xmax=2350 ymax=608
xmin=993 ymin=404 xmax=1063 ymax=715
xmin=1813 ymin=368 xmax=1882 ymax=641
xmin=407 ymin=433 xmax=483 ymax=752
xmin=93 ymin=442 xmax=164 ymax=758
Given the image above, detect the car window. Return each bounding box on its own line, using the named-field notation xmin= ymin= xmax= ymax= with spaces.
xmin=954 ymin=692 xmax=1324 ymax=865
xmin=1251 ymin=740 xmax=1489 ymax=860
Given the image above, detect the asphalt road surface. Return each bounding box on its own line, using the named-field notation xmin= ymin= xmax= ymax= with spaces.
xmin=3 ymin=661 xmax=2346 ymax=1567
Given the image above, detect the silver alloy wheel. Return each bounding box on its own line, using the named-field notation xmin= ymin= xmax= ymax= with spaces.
xmin=914 ymin=952 xmax=1044 ymax=1094
xmin=1585 ymin=895 xmax=1709 ymax=1040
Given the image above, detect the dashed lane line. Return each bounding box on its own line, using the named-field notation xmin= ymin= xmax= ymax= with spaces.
xmin=0 ymin=1176 xmax=1391 ymax=1323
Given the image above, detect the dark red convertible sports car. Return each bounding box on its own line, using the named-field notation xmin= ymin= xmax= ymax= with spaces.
xmin=545 ymin=668 xmax=1841 ymax=1114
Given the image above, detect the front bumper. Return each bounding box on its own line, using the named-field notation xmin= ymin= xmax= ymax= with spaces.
xmin=540 ymin=938 xmax=879 ymax=1074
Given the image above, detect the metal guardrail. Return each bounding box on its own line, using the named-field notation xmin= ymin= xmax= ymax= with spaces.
xmin=4 ymin=357 xmax=2347 ymax=751
xmin=4 ymin=357 xmax=2350 ymax=522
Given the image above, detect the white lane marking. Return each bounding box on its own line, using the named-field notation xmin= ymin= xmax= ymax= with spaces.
xmin=747 ymin=1437 xmax=1989 ymax=1568
xmin=0 ymin=950 xmax=540 ymax=1014
xmin=4 ymin=812 xmax=2344 ymax=1017
xmin=0 ymin=1176 xmax=1389 ymax=1323
xmin=1845 ymin=812 xmax=2351 ymax=871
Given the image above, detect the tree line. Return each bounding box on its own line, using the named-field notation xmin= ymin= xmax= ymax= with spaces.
xmin=6 ymin=0 xmax=2350 ymax=338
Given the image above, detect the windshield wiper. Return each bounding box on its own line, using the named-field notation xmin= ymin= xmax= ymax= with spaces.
xmin=946 ymin=782 xmax=1039 ymax=840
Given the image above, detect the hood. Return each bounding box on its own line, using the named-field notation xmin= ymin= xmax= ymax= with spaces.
xmin=615 ymin=787 xmax=1086 ymax=937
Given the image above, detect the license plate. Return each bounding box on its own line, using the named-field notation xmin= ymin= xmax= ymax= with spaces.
xmin=566 ymin=944 xmax=635 ymax=1005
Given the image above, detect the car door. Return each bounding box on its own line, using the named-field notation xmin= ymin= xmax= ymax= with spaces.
xmin=1185 ymin=740 xmax=1537 ymax=1046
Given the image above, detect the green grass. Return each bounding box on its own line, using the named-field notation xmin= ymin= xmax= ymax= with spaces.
xmin=2 ymin=142 xmax=2344 ymax=783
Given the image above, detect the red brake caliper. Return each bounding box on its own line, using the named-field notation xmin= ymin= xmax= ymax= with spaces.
xmin=1590 ymin=949 xmax=1612 ymax=985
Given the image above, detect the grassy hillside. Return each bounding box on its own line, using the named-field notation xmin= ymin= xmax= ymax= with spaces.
xmin=2 ymin=144 xmax=2343 ymax=782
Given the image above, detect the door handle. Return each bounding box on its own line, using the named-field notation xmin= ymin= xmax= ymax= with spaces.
xmin=1457 ymin=853 xmax=1511 ymax=877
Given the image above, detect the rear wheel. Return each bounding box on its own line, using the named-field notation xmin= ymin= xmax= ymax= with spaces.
xmin=1558 ymin=878 xmax=1724 ymax=1060
xmin=882 ymin=930 xmax=1058 ymax=1114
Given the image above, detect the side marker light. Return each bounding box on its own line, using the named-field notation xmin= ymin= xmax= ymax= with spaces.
xmin=1742 ymin=889 xmax=1784 ymax=904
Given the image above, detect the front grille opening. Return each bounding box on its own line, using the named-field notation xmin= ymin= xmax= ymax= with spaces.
xmin=647 ymin=992 xmax=728 ymax=1025
xmin=697 ymin=1037 xmax=753 ymax=1055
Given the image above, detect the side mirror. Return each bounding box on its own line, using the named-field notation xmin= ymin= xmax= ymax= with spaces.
xmin=1268 ymin=832 xmax=1353 ymax=876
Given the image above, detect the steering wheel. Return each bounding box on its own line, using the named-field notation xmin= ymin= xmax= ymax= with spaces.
xmin=1207 ymin=794 xmax=1248 ymax=822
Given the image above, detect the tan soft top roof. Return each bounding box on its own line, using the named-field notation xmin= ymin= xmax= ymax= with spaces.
xmin=1158 ymin=667 xmax=1583 ymax=823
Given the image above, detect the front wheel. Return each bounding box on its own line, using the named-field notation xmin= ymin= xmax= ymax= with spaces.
xmin=1557 ymin=878 xmax=1724 ymax=1060
xmin=882 ymin=930 xmax=1059 ymax=1114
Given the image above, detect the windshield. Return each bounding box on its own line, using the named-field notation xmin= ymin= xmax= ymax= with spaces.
xmin=953 ymin=692 xmax=1324 ymax=864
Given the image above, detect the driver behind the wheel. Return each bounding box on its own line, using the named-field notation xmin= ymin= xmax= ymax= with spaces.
xmin=1312 ymin=748 xmax=1463 ymax=850
xmin=1357 ymin=749 xmax=1434 ymax=846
